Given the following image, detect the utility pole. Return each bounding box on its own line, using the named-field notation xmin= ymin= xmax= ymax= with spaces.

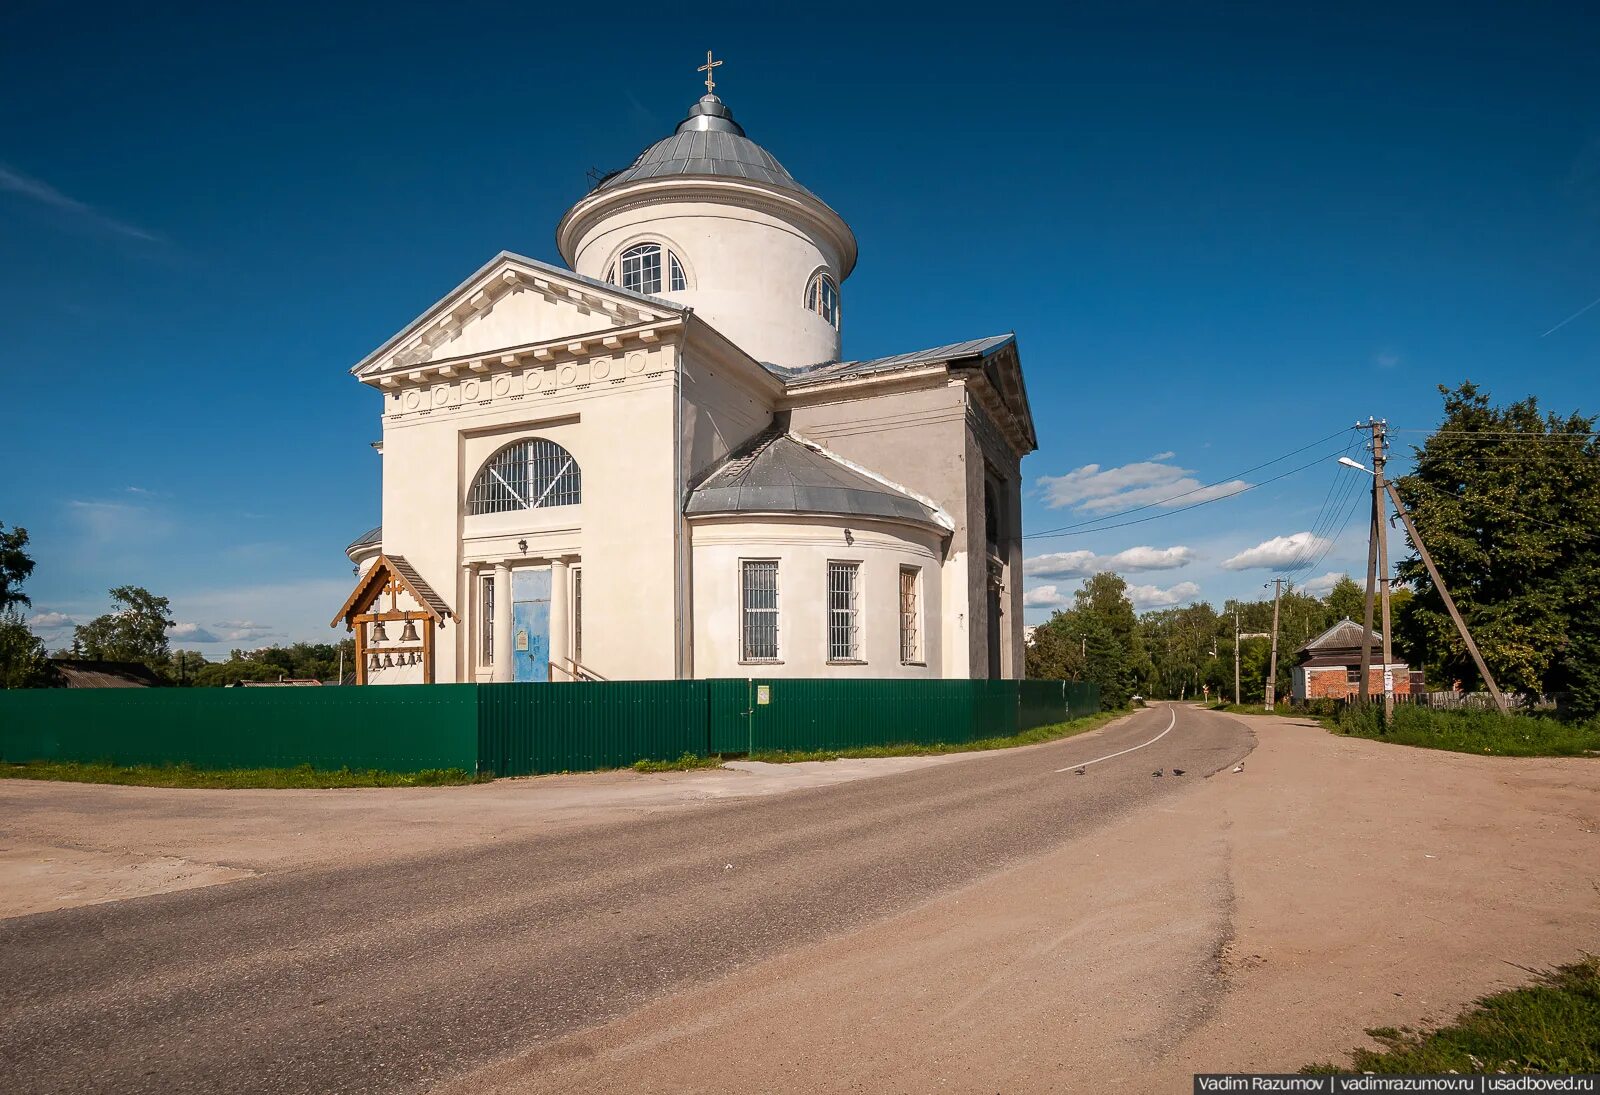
xmin=1265 ymin=578 xmax=1285 ymax=710
xmin=1233 ymin=609 xmax=1241 ymax=707
xmin=1384 ymin=480 xmax=1510 ymax=715
xmin=1357 ymin=418 xmax=1384 ymax=705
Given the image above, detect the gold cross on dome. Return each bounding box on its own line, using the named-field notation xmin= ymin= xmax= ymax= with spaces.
xmin=697 ymin=50 xmax=723 ymax=95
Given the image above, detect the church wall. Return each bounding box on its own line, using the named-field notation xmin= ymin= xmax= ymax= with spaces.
xmin=784 ymin=379 xmax=975 ymax=677
xmin=689 ymin=516 xmax=944 ymax=679
xmin=679 ymin=349 xmax=778 ymax=486
xmin=570 ymin=200 xmax=844 ymax=369
xmin=378 ymin=342 xmax=684 ymax=683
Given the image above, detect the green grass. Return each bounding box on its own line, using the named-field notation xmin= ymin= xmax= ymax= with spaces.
xmin=1208 ymin=702 xmax=1294 ymax=717
xmin=745 ymin=709 xmax=1124 ymax=763
xmin=1304 ymin=957 xmax=1600 ymax=1074
xmin=631 ymin=751 xmax=724 ymax=772
xmin=1334 ymin=703 xmax=1600 ymax=757
xmin=0 ymin=760 xmax=485 ymax=789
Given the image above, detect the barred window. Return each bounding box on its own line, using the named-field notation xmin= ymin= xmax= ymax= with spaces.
xmin=480 ymin=574 xmax=495 ymax=666
xmin=805 ymin=272 xmax=840 ymax=328
xmin=828 ymin=561 xmax=860 ymax=662
xmin=467 ymin=439 xmax=581 ymax=515
xmin=899 ymin=567 xmax=921 ymax=664
xmin=741 ymin=560 xmax=779 ymax=661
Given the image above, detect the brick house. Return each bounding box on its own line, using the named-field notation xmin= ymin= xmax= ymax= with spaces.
xmin=1289 ymin=618 xmax=1416 ymax=702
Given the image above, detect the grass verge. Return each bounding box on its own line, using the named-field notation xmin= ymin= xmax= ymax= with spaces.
xmin=1304 ymin=956 xmax=1600 ymax=1074
xmin=1334 ymin=704 xmax=1600 ymax=758
xmin=745 ymin=709 xmax=1124 ymax=764
xmin=632 ymin=751 xmax=724 ymax=773
xmin=0 ymin=760 xmax=485 ymax=789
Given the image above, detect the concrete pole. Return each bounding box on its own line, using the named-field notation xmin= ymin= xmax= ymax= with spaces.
xmin=1358 ymin=419 xmax=1381 ymax=704
xmin=1265 ymin=578 xmax=1284 ymax=710
xmin=1373 ymin=420 xmax=1396 ymax=721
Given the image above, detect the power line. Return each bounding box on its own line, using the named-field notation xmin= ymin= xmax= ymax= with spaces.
xmin=1027 ymin=427 xmax=1356 ymax=538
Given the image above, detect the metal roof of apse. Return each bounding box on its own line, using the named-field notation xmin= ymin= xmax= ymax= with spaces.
xmin=768 ymin=334 xmax=1015 ymax=385
xmin=686 ymin=425 xmax=946 ymax=530
xmin=593 ymin=95 xmax=819 ymax=202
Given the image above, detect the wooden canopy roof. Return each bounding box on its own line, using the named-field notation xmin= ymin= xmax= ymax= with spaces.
xmin=331 ymin=554 xmax=453 ymax=630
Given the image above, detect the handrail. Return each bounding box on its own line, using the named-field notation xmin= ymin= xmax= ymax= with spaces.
xmin=550 ymin=655 xmax=609 ymax=683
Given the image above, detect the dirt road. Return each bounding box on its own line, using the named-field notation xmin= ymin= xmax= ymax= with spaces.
xmin=4 ymin=706 xmax=1597 ymax=1094
xmin=0 ymin=705 xmax=1246 ymax=1095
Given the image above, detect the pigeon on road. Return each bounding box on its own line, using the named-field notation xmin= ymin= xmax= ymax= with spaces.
xmin=1233 ymin=762 xmax=1245 ymax=773
xmin=1151 ymin=770 xmax=1163 ymax=777
xmin=1173 ymin=768 xmax=1186 ymax=776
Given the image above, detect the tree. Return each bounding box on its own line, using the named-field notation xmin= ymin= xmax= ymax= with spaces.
xmin=73 ymin=586 xmax=175 ymax=672
xmin=1393 ymin=383 xmax=1600 ymax=713
xmin=1324 ymin=576 xmax=1364 ymax=623
xmin=0 ymin=523 xmax=36 ymax=613
xmin=1026 ymin=573 xmax=1145 ymax=709
xmin=0 ymin=523 xmax=50 ymax=688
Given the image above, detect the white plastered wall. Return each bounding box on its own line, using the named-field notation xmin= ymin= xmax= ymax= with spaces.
xmin=689 ymin=515 xmax=944 ymax=679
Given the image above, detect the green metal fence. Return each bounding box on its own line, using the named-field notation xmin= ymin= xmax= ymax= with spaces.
xmin=478 ymin=681 xmax=712 ymax=776
xmin=0 ymin=678 xmax=1099 ymax=775
xmin=0 ymin=686 xmax=479 ymax=771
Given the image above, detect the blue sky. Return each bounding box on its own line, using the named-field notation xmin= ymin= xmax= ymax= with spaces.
xmin=3 ymin=2 xmax=1598 ymax=654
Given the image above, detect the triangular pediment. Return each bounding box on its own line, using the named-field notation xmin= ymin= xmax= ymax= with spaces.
xmin=352 ymin=251 xmax=685 ymax=379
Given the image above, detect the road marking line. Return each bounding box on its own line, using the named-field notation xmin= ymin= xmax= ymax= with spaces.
xmin=1055 ymin=709 xmax=1178 ymax=774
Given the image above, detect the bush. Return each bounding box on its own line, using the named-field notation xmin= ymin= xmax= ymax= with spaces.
xmin=1335 ymin=703 xmax=1600 ymax=757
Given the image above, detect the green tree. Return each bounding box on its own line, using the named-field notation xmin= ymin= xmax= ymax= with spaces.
xmin=1324 ymin=575 xmax=1364 ymax=623
xmin=0 ymin=523 xmax=36 ymax=613
xmin=1027 ymin=574 xmax=1145 ymax=709
xmin=1393 ymin=383 xmax=1600 ymax=713
xmin=0 ymin=524 xmax=50 ymax=688
xmin=73 ymin=586 xmax=175 ymax=672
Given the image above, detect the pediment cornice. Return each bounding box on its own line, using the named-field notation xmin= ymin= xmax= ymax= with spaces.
xmin=352 ymin=252 xmax=683 ymax=380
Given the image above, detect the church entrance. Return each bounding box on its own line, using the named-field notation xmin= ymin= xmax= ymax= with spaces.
xmin=511 ymin=569 xmax=551 ymax=682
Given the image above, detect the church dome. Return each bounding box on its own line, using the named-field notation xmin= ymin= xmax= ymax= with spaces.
xmin=590 ymin=95 xmax=819 ymax=202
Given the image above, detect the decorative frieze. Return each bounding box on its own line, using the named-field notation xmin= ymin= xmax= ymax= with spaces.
xmin=386 ymin=345 xmax=667 ymax=418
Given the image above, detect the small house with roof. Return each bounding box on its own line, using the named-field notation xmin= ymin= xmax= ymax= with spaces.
xmin=333 ymin=64 xmax=1035 ymax=684
xmin=1290 ymin=618 xmax=1415 ymax=702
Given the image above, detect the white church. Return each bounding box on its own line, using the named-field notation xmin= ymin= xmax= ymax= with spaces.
xmin=333 ymin=60 xmax=1037 ymax=685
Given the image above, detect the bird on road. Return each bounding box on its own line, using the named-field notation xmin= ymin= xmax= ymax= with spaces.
xmin=1152 ymin=769 xmax=1163 ymax=777
xmin=1074 ymin=768 xmax=1086 ymax=776
xmin=1173 ymin=768 xmax=1186 ymax=776
xmin=1233 ymin=762 xmax=1245 ymax=773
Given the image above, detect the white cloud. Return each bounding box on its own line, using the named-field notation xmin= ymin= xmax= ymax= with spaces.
xmin=168 ymin=622 xmax=221 ymax=644
xmin=1128 ymin=581 xmax=1203 ymax=609
xmin=0 ymin=163 xmax=165 ymax=243
xmin=1374 ymin=349 xmax=1401 ymax=369
xmin=1037 ymin=458 xmax=1249 ymax=512
xmin=1221 ymin=531 xmax=1331 ymax=571
xmin=1301 ymin=571 xmax=1348 ymax=596
xmin=1024 ymin=545 xmax=1194 ymax=579
xmin=1149 ymin=451 xmax=1176 ymax=461
xmin=1023 ymin=584 xmax=1072 ymax=609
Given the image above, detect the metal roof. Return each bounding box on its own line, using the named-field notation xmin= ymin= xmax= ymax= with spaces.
xmin=593 ymin=95 xmax=819 ymax=202
xmin=346 ymin=526 xmax=382 ymax=555
xmin=1297 ymin=617 xmax=1384 ymax=654
xmin=768 ymin=333 xmax=1015 ymax=385
xmin=686 ymin=423 xmax=946 ymax=530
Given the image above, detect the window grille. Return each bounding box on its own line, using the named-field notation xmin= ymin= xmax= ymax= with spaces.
xmin=481 ymin=574 xmax=495 ymax=665
xmin=467 ymin=439 xmax=581 ymax=515
xmin=668 ymin=252 xmax=687 ymax=292
xmin=806 ymin=272 xmax=840 ymax=328
xmin=828 ymin=561 xmax=860 ymax=662
xmin=899 ymin=567 xmax=920 ymax=663
xmin=741 ymin=560 xmax=779 ymax=661
xmin=572 ymin=567 xmax=582 ymax=663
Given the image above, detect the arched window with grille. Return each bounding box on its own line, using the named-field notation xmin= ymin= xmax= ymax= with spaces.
xmin=467 ymin=439 xmax=582 ymax=515
xmin=611 ymin=242 xmax=688 ymax=295
xmin=805 ymin=272 xmax=840 ymax=328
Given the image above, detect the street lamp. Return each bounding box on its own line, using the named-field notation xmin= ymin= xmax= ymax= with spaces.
xmin=1337 ymin=456 xmax=1371 ymax=474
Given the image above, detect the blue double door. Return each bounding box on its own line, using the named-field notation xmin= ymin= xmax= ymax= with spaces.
xmin=511 ymin=569 xmax=551 ymax=683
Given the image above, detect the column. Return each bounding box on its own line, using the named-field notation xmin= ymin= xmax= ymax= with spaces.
xmin=492 ymin=562 xmax=513 ymax=683
xmin=549 ymin=558 xmax=570 ymax=680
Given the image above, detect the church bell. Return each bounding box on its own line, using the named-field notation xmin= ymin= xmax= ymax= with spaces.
xmin=400 ymin=619 xmax=419 ymax=643
xmin=371 ymin=620 xmax=388 ymax=643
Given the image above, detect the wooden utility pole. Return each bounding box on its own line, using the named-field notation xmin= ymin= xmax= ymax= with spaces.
xmin=1384 ymin=481 xmax=1510 ymax=715
xmin=1372 ymin=420 xmax=1396 ymax=719
xmin=1265 ymin=578 xmax=1285 ymax=710
xmin=1357 ymin=419 xmax=1383 ymax=704
xmin=1233 ymin=609 xmax=1241 ymax=707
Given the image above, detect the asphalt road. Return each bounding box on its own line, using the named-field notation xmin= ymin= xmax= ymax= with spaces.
xmin=0 ymin=704 xmax=1251 ymax=1095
